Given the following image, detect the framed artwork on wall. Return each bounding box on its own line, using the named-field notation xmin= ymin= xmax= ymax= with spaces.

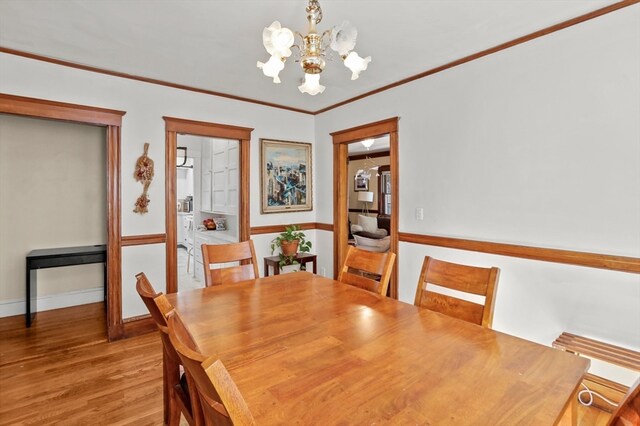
xmin=260 ymin=139 xmax=312 ymax=213
xmin=354 ymin=175 xmax=369 ymax=191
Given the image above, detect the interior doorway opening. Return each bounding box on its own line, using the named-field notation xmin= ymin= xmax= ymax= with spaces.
xmin=331 ymin=118 xmax=399 ymax=297
xmin=175 ymin=135 xmax=240 ymax=290
xmin=0 ymin=93 xmax=124 ymax=341
xmin=164 ymin=117 xmax=252 ymax=294
xmin=0 ymin=114 xmax=107 ymax=333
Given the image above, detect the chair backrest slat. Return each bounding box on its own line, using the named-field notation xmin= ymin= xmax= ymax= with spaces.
xmin=337 ymin=246 xmax=396 ymax=296
xmin=201 ymin=240 xmax=259 ymax=287
xmin=422 ymin=291 xmax=485 ymax=326
xmin=210 ymin=265 xmax=257 ymax=287
xmin=340 ymin=271 xmax=383 ymax=295
xmin=414 ymin=257 xmax=500 ymax=328
xmin=422 ymin=258 xmax=493 ymax=296
xmin=168 ymin=312 xmax=256 ymax=426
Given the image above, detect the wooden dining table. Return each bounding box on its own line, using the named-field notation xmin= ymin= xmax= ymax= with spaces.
xmin=166 ymin=272 xmax=589 ymax=425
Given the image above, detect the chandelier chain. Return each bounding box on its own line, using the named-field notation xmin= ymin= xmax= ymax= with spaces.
xmin=306 ymin=0 xmax=323 ymax=25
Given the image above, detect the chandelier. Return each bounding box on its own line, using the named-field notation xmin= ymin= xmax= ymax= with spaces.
xmin=257 ymin=0 xmax=371 ymax=95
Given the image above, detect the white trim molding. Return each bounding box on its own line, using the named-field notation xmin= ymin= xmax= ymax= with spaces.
xmin=0 ymin=287 xmax=104 ymax=318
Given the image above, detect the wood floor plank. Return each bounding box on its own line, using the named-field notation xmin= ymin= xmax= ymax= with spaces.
xmin=0 ymin=302 xmax=107 ymax=367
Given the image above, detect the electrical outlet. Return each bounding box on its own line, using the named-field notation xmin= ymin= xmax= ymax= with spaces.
xmin=415 ymin=207 xmax=424 ymax=220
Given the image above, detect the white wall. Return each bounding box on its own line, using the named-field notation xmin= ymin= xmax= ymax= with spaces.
xmin=0 ymin=52 xmax=315 ymax=319
xmin=0 ymin=114 xmax=106 ymax=314
xmin=315 ymin=6 xmax=640 ymax=383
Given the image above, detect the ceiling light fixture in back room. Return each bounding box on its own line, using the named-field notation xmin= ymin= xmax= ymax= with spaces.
xmin=257 ymin=0 xmax=371 ymax=96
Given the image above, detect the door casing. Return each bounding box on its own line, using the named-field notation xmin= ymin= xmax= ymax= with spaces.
xmin=164 ymin=116 xmax=253 ymax=293
xmin=331 ymin=117 xmax=399 ymax=298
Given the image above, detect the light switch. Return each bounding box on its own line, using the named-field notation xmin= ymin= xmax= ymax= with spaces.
xmin=415 ymin=207 xmax=424 ymax=220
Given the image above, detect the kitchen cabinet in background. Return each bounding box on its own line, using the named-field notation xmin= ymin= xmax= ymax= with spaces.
xmin=193 ymin=229 xmax=238 ymax=283
xmin=201 ymin=138 xmax=238 ymax=214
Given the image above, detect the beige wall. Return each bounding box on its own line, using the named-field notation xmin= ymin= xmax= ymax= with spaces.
xmin=347 ymin=155 xmax=390 ymax=225
xmin=0 ymin=115 xmax=106 ymax=302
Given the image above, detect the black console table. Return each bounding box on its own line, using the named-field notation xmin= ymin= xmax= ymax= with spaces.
xmin=26 ymin=245 xmax=107 ymax=327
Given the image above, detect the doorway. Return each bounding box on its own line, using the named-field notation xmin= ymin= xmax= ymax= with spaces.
xmin=0 ymin=93 xmax=124 ymax=341
xmin=164 ymin=117 xmax=252 ymax=294
xmin=175 ymin=135 xmax=240 ymax=290
xmin=331 ymin=118 xmax=399 ymax=297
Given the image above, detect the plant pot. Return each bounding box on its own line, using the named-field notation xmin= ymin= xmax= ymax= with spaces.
xmin=280 ymin=240 xmax=299 ymax=256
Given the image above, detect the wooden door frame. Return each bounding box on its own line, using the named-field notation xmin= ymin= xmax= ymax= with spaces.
xmin=163 ymin=116 xmax=253 ymax=294
xmin=331 ymin=117 xmax=400 ymax=298
xmin=0 ymin=93 xmax=126 ymax=340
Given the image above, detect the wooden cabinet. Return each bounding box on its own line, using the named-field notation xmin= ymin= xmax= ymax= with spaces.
xmin=177 ymin=214 xmax=193 ymax=249
xmin=177 ymin=214 xmax=186 ymax=247
xmin=200 ymin=139 xmax=238 ymax=214
xmin=200 ymin=140 xmax=213 ymax=212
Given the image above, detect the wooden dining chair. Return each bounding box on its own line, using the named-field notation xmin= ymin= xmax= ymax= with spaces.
xmin=607 ymin=377 xmax=640 ymax=426
xmin=167 ymin=311 xmax=257 ymax=426
xmin=337 ymin=246 xmax=396 ymax=296
xmin=201 ymin=240 xmax=259 ymax=287
xmin=135 ymin=273 xmax=203 ymax=426
xmin=413 ymin=257 xmax=500 ymax=328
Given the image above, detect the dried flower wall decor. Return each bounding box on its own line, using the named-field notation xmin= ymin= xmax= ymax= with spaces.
xmin=133 ymin=142 xmax=155 ymax=214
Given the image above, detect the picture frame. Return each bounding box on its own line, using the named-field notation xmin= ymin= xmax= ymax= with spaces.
xmin=354 ymin=175 xmax=369 ymax=191
xmin=260 ymin=139 xmax=312 ymax=214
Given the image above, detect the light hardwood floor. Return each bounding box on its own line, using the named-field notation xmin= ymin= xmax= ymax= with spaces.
xmin=0 ymin=303 xmax=611 ymax=425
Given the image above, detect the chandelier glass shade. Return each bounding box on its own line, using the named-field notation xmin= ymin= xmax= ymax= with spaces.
xmin=257 ymin=0 xmax=371 ymax=95
xmin=361 ymin=138 xmax=374 ymax=149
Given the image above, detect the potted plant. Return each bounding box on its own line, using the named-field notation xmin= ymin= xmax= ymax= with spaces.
xmin=271 ymin=225 xmax=312 ymax=268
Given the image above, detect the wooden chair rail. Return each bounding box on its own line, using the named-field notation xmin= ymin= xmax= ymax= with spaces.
xmin=553 ymin=332 xmax=640 ymax=372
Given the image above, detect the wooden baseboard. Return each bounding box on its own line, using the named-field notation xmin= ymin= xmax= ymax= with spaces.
xmin=122 ymin=314 xmax=156 ymax=338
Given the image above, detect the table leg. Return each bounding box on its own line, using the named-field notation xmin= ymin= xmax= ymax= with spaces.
xmin=103 ymin=262 xmax=108 ymax=311
xmin=558 ymin=389 xmax=578 ymax=426
xmin=274 ymin=263 xmax=280 ymax=275
xmin=312 ymin=258 xmax=317 ymax=274
xmin=26 ymin=266 xmax=37 ymax=327
xmin=264 ymin=259 xmax=270 ymax=277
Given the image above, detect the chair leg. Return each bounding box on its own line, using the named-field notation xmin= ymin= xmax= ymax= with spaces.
xmin=167 ymin=388 xmax=182 ymax=426
xmin=186 ymin=248 xmax=193 ymax=273
xmin=162 ymin=350 xmax=170 ymax=425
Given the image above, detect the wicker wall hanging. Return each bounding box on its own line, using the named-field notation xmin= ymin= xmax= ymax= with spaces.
xmin=133 ymin=142 xmax=155 ymax=214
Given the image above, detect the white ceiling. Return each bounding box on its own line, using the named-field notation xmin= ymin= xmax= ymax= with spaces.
xmin=0 ymin=0 xmax=617 ymax=112
xmin=348 ymin=135 xmax=390 ymax=155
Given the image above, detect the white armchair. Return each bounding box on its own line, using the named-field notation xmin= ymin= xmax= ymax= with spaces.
xmin=350 ymin=215 xmax=387 ymax=237
xmin=351 ymin=215 xmax=390 ymax=252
